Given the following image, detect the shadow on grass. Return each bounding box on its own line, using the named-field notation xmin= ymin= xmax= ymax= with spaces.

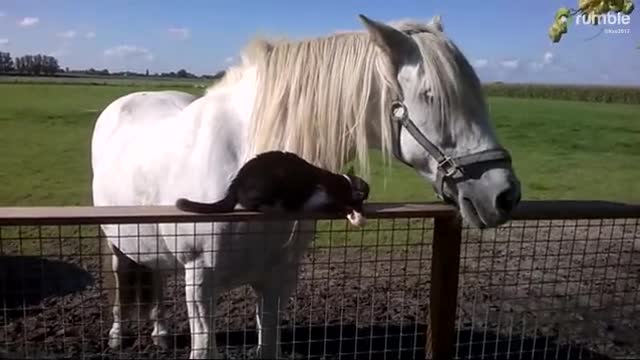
xmin=0 ymin=255 xmax=94 ymax=317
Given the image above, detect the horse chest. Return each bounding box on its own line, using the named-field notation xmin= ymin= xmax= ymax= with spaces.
xmin=174 ymin=221 xmax=309 ymax=288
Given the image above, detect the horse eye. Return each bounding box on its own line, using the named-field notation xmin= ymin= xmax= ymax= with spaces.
xmin=422 ymin=89 xmax=433 ymax=104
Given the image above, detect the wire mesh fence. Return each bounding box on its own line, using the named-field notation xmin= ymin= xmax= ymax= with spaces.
xmin=455 ymin=217 xmax=640 ymax=360
xmin=0 ymin=201 xmax=638 ymax=360
xmin=0 ymin=207 xmax=439 ymax=360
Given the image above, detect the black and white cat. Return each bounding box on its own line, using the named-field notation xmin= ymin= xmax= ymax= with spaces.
xmin=175 ymin=151 xmax=370 ymax=226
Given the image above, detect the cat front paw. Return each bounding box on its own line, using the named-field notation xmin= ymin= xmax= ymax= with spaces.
xmin=347 ymin=210 xmax=366 ymax=227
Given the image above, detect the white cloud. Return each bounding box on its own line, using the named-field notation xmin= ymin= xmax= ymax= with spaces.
xmin=104 ymin=45 xmax=154 ymax=61
xmin=57 ymin=30 xmax=76 ymax=39
xmin=49 ymin=49 xmax=66 ymax=57
xmin=500 ymin=59 xmax=520 ymax=70
xmin=529 ymin=51 xmax=555 ymax=71
xmin=18 ymin=16 xmax=39 ymax=27
xmin=225 ymin=56 xmax=234 ymax=63
xmin=85 ymin=31 xmax=96 ymax=39
xmin=0 ymin=38 xmax=8 ymax=46
xmin=167 ymin=27 xmax=190 ymax=40
xmin=472 ymin=59 xmax=489 ymax=69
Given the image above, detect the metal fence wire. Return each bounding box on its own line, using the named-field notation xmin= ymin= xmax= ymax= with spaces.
xmin=455 ymin=218 xmax=640 ymax=360
xmin=0 ymin=202 xmax=638 ymax=360
xmin=0 ymin=214 xmax=436 ymax=360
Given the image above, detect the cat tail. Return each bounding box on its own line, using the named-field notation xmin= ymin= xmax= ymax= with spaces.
xmin=175 ymin=193 xmax=237 ymax=213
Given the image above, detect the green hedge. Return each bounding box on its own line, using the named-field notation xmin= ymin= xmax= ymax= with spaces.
xmin=482 ymin=83 xmax=640 ymax=105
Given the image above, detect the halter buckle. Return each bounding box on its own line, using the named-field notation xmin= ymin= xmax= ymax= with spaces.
xmin=390 ymin=101 xmax=408 ymax=122
xmin=437 ymin=157 xmax=458 ymax=177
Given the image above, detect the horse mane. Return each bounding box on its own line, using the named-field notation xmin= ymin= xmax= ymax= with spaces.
xmin=208 ymin=15 xmax=486 ymax=179
xmin=239 ymin=30 xmax=399 ymax=179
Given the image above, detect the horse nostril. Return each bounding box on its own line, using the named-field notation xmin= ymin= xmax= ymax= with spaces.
xmin=496 ymin=187 xmax=520 ymax=214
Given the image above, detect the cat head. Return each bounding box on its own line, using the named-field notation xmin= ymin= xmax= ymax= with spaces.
xmin=344 ymin=166 xmax=370 ymax=205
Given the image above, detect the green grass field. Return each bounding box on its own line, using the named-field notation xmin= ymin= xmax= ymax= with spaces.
xmin=1 ymin=82 xmax=638 ymax=208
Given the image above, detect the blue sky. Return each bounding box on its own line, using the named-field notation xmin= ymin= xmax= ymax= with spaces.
xmin=0 ymin=0 xmax=638 ymax=85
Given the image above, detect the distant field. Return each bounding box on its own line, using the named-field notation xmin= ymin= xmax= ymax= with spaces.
xmin=0 ymin=74 xmax=209 ymax=88
xmin=3 ymin=75 xmax=640 ymax=104
xmin=0 ymin=82 xmax=638 ymax=208
xmin=483 ymin=82 xmax=640 ymax=105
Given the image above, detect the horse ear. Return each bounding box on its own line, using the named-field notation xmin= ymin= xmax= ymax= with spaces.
xmin=429 ymin=15 xmax=444 ymax=32
xmin=358 ymin=14 xmax=414 ymax=69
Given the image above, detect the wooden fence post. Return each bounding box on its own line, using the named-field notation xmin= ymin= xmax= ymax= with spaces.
xmin=425 ymin=214 xmax=462 ymax=360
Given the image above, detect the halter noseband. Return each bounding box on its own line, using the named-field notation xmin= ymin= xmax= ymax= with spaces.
xmin=389 ymin=100 xmax=512 ymax=204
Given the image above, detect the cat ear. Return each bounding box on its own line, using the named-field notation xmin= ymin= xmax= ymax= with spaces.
xmin=346 ymin=166 xmax=355 ymax=176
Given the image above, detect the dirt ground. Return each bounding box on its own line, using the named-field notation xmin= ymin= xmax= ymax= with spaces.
xmin=0 ymin=219 xmax=639 ymax=360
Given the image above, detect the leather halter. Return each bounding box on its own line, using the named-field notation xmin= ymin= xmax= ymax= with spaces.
xmin=389 ymin=100 xmax=512 ymax=204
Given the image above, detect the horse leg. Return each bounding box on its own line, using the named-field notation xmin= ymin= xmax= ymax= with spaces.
xmin=107 ymin=242 xmax=143 ymax=349
xmin=106 ymin=239 xmax=158 ymax=350
xmin=184 ymin=260 xmax=220 ymax=359
xmin=150 ymin=271 xmax=170 ymax=349
xmin=107 ymin=249 xmax=125 ymax=349
xmin=252 ymin=268 xmax=298 ymax=359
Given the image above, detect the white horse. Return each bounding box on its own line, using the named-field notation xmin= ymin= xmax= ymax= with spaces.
xmin=91 ymin=14 xmax=521 ymax=359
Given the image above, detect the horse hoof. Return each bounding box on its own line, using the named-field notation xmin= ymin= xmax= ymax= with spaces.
xmin=253 ymin=345 xmax=282 ymax=360
xmin=152 ymin=334 xmax=171 ymax=350
xmin=107 ymin=336 xmax=121 ymax=350
xmin=189 ymin=350 xmax=222 ymax=359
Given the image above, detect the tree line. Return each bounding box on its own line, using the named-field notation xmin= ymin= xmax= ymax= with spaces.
xmin=0 ymin=52 xmax=60 ymax=75
xmin=0 ymin=51 xmax=224 ymax=80
xmin=75 ymin=67 xmax=216 ymax=79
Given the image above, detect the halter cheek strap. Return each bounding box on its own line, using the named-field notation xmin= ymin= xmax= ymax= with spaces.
xmin=389 ymin=100 xmax=512 ymax=204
